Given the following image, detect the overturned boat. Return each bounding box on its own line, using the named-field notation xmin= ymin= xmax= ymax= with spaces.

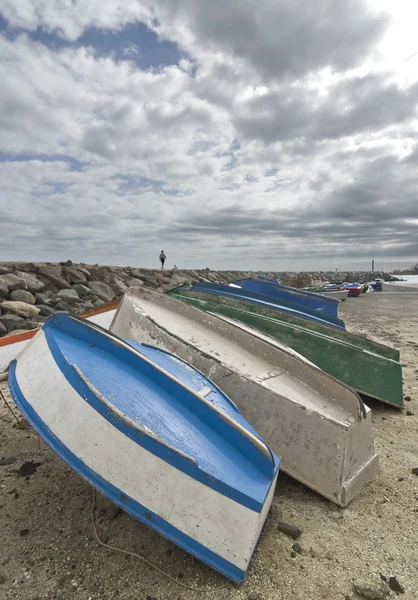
xmin=110 ymin=288 xmax=379 ymax=507
xmin=8 ymin=314 xmax=279 ymax=583
xmin=177 ymin=281 xmax=346 ymax=331
xmin=170 ymin=292 xmax=404 ymax=409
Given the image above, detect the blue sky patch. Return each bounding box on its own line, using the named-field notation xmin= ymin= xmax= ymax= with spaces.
xmin=0 ymin=152 xmax=85 ymax=171
xmin=0 ymin=17 xmax=184 ymax=69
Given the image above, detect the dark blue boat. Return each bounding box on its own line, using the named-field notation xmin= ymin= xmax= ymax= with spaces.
xmin=232 ymin=278 xmax=339 ymax=320
xmin=176 ymin=282 xmax=346 ymax=331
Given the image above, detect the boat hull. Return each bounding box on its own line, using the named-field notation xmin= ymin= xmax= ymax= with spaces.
xmin=232 ymin=278 xmax=339 ymax=319
xmin=9 ymin=316 xmax=279 ymax=583
xmin=177 ymin=282 xmax=346 ymax=331
xmin=111 ymin=288 xmax=379 ymax=507
xmin=170 ymin=289 xmax=399 ymax=362
xmin=170 ymin=293 xmax=404 ymax=408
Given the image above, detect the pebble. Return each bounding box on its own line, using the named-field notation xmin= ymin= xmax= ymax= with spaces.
xmin=353 ymin=579 xmax=390 ymax=600
xmin=0 ymin=457 xmax=17 ymax=466
xmin=388 ymin=576 xmax=404 ymax=593
xmin=278 ymin=522 xmax=302 ymax=539
xmin=404 ymin=396 xmax=411 ymax=401
xmin=19 ymin=529 xmax=29 ymax=537
xmin=412 ymin=467 xmax=418 ymax=476
xmin=292 ymin=542 xmax=302 ymax=554
xmin=15 ymin=461 xmax=42 ymax=477
xmin=406 ymin=410 xmax=414 ymax=416
xmin=0 ymin=574 xmax=6 ymax=584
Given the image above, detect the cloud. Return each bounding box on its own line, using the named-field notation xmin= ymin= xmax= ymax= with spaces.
xmin=0 ymin=1 xmax=417 ymax=271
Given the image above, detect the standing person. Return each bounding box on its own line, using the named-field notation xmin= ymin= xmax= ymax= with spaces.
xmin=159 ymin=250 xmax=166 ymax=269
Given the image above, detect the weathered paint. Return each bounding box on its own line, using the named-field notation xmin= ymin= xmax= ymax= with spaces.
xmin=182 ymin=282 xmax=346 ymax=330
xmin=232 ymin=278 xmax=340 ymax=319
xmin=170 ymin=294 xmax=404 ymax=409
xmin=111 ymin=288 xmax=379 ymax=507
xmin=171 ymin=289 xmax=399 ymax=362
xmin=8 ymin=315 xmax=279 ymax=582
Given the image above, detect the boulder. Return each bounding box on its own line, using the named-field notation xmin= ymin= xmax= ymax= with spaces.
xmin=88 ymin=266 xmax=112 ymax=283
xmin=112 ymin=278 xmax=128 ymax=295
xmin=63 ymin=267 xmax=87 ymax=284
xmin=93 ymin=298 xmax=105 ymax=307
xmin=0 ymin=273 xmax=27 ymax=292
xmin=0 ymin=321 xmax=6 ymax=336
xmin=72 ymin=284 xmax=91 ymax=297
xmin=78 ymin=300 xmax=95 ymax=313
xmin=0 ymin=279 xmax=8 ymax=298
xmin=0 ymin=314 xmax=28 ymax=333
xmin=125 ymin=278 xmax=144 ymax=288
xmin=38 ymin=305 xmax=56 ymax=317
xmin=161 ymin=276 xmax=190 ymax=293
xmin=10 ymin=290 xmax=36 ymax=305
xmin=18 ymin=263 xmax=38 ymax=273
xmin=55 ymin=300 xmax=74 ymax=313
xmin=38 ymin=266 xmax=70 ymax=290
xmin=35 ymin=292 xmax=55 ymax=306
xmin=16 ymin=272 xmax=45 ymax=293
xmin=0 ymin=301 xmax=40 ymax=318
xmin=76 ymin=266 xmax=91 ymax=280
xmin=0 ymin=266 xmax=10 ymax=275
xmin=88 ymin=281 xmax=115 ymax=302
xmin=56 ymin=289 xmax=80 ymax=305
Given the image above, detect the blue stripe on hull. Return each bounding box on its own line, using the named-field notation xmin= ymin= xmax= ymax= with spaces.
xmin=8 ymin=361 xmax=251 ymax=583
xmin=184 ymin=283 xmax=346 ymax=331
xmin=41 ymin=319 xmax=274 ymax=512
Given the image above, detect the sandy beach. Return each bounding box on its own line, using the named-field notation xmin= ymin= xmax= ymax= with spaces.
xmin=1 ymin=290 xmax=417 ymax=600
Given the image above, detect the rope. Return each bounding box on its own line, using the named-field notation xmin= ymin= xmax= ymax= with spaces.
xmin=0 ymin=385 xmax=21 ymax=424
xmin=90 ymin=488 xmax=230 ymax=593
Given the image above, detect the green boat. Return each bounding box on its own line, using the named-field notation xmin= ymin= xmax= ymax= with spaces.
xmin=170 ymin=290 xmax=403 ymax=409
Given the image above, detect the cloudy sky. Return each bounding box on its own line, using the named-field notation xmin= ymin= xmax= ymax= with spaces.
xmin=1 ymin=1 xmax=417 ymax=271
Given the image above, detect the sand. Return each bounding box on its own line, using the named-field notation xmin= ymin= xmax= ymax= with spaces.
xmin=1 ymin=291 xmax=417 ymax=600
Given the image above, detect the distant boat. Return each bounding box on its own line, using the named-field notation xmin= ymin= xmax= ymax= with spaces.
xmin=303 ymin=287 xmax=349 ymax=301
xmin=8 ymin=314 xmax=279 ymax=583
xmin=231 ymin=278 xmax=340 ymax=319
xmin=175 ymin=281 xmax=346 ymax=331
xmin=344 ymin=284 xmax=364 ymax=297
xmin=170 ymin=292 xmax=404 ymax=409
xmin=110 ymin=287 xmax=379 ymax=507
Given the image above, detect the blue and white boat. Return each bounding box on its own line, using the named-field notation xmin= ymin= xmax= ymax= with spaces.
xmin=8 ymin=314 xmax=279 ymax=583
xmin=232 ymin=278 xmax=340 ymax=320
xmin=177 ymin=281 xmax=346 ymax=331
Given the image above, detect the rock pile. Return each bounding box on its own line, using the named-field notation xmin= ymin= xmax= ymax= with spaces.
xmin=0 ymin=262 xmax=394 ymax=337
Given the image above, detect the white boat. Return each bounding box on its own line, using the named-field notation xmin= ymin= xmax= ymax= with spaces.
xmin=8 ymin=314 xmax=279 ymax=582
xmin=319 ymin=289 xmax=349 ymax=301
xmin=110 ymin=288 xmax=379 ymax=507
xmin=0 ymin=300 xmax=119 ymax=375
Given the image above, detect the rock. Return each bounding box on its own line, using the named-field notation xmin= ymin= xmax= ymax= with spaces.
xmin=388 ymin=577 xmax=404 ymax=593
xmin=247 ymin=593 xmax=261 ymax=600
xmin=112 ymin=278 xmax=128 ymax=295
xmin=19 ymin=262 xmax=38 ymax=273
xmin=126 ymin=278 xmax=144 ymax=288
xmin=0 ymin=273 xmax=27 ymax=292
xmin=412 ymin=467 xmax=418 ymax=476
xmin=35 ymin=292 xmax=54 ymax=306
xmin=38 ymin=305 xmax=56 ymax=317
xmin=353 ymin=580 xmax=390 ymax=600
xmin=0 ymin=574 xmax=6 ymax=584
xmin=292 ymin=542 xmax=302 ymax=554
xmin=0 ymin=314 xmax=27 ymax=333
xmin=161 ymin=275 xmax=190 ymax=293
xmin=406 ymin=410 xmax=414 ymax=416
xmin=63 ymin=267 xmax=87 ymax=284
xmin=72 ymin=284 xmax=91 ymax=297
xmin=55 ymin=300 xmax=74 ymax=313
xmin=10 ymin=289 xmax=36 ymax=305
xmin=278 ymin=522 xmax=302 ymax=539
xmin=15 ymin=461 xmax=42 ymax=477
xmin=19 ymin=528 xmax=29 ymax=537
xmin=88 ymin=281 xmax=115 ymax=302
xmin=88 ymin=266 xmax=112 ymax=283
xmin=16 ymin=272 xmax=45 ymax=293
xmin=404 ymin=396 xmax=411 ymax=401
xmin=76 ymin=266 xmax=91 ymax=280
xmin=0 ymin=322 xmax=6 ymax=336
xmin=0 ymin=301 xmax=40 ymax=318
xmin=38 ymin=266 xmax=70 ymax=290
xmin=0 ymin=456 xmax=17 ymax=466
xmin=64 ymin=259 xmax=73 ymax=266
xmin=93 ymin=298 xmax=105 ymax=307
xmin=56 ymin=289 xmax=80 ymax=304
xmin=0 ymin=279 xmax=8 ymax=298
xmin=0 ymin=266 xmax=10 ymax=274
